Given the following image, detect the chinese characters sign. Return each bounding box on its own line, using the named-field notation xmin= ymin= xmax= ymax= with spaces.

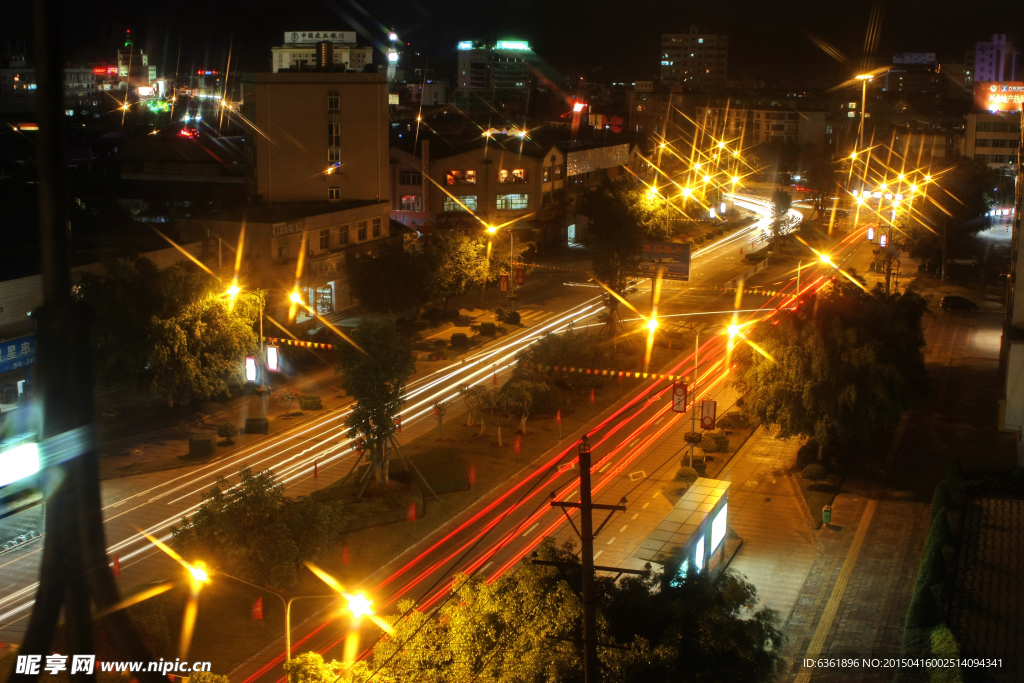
xmin=639 ymin=242 xmax=691 ymax=281
xmin=0 ymin=335 xmax=35 ymax=374
xmin=286 ymin=31 xmax=356 ymax=45
xmin=975 ymin=82 xmax=1024 ymax=112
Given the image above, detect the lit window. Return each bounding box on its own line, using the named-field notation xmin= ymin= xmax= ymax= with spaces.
xmin=443 ymin=195 xmax=478 ymax=212
xmin=445 ymin=169 xmax=477 ymax=185
xmin=400 ymin=195 xmax=423 ymax=211
xmin=499 ymin=169 xmax=527 ymax=184
xmin=329 ymin=187 xmax=340 ymax=200
xmin=496 ymin=193 xmax=529 ymax=210
xmin=543 ymin=167 xmax=551 ymax=182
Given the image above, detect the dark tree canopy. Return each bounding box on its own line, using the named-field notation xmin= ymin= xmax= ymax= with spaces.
xmin=286 ymin=539 xmax=785 ymax=683
xmin=738 ymin=278 xmax=929 ymax=449
xmin=770 ymin=188 xmax=793 ymax=247
xmin=345 ymin=240 xmax=429 ymax=314
xmin=425 ymin=229 xmax=486 ymax=312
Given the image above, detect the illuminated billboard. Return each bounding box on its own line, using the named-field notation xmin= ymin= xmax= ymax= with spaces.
xmin=285 ymin=31 xmax=356 ymax=45
xmin=975 ymin=82 xmax=1024 ymax=112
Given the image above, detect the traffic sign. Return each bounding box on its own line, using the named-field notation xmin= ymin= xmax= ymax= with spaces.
xmin=700 ymin=400 xmax=717 ymax=429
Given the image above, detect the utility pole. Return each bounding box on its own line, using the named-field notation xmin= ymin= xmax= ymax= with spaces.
xmin=689 ymin=330 xmax=701 ymax=467
xmin=536 ymin=435 xmax=643 ymax=683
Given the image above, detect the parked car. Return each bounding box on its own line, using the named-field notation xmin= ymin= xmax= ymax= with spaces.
xmin=947 ymin=256 xmax=979 ymax=267
xmin=940 ymin=296 xmax=980 ymax=312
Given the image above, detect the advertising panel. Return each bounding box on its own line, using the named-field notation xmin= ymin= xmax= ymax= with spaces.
xmin=285 ymin=31 xmax=356 ymax=45
xmin=974 ymin=82 xmax=1024 ymax=112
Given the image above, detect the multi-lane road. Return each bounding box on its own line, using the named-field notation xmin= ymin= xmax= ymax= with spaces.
xmin=0 ymin=195 xmax=814 ymax=675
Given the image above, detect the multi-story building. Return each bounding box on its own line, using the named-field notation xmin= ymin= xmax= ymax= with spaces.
xmin=0 ymin=57 xmax=99 ymax=114
xmin=178 ymin=71 xmax=393 ymax=318
xmin=116 ymin=30 xmax=156 ymax=88
xmin=661 ymin=27 xmax=728 ymax=91
xmin=271 ymin=31 xmax=373 ymax=73
xmin=964 ymin=111 xmax=1022 ymax=169
xmin=694 ymin=105 xmax=827 ymax=148
xmin=388 ymin=130 xmax=634 ymax=247
xmin=455 ymin=40 xmax=533 ymax=93
xmin=970 ymin=34 xmax=1019 ymax=82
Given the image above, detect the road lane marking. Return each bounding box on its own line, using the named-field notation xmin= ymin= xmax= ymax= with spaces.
xmin=606 ymin=536 xmax=616 ymax=545
xmin=631 ymin=513 xmax=639 ymax=520
xmin=598 ymin=462 xmax=610 ymax=473
xmin=522 ymin=523 xmax=539 ymax=537
xmin=593 ymin=551 xmax=603 ymax=560
xmin=619 ymin=525 xmax=628 ymax=532
xmin=643 ymin=502 xmax=650 ymax=509
xmin=481 ymin=561 xmax=493 ymax=572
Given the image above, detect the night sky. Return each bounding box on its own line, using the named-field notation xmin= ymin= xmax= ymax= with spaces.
xmin=2 ymin=0 xmax=1020 ymax=84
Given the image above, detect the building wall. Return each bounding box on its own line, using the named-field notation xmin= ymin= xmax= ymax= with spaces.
xmin=271 ymin=45 xmax=373 ymax=73
xmin=243 ymin=72 xmax=390 ymax=204
xmin=974 ymin=34 xmax=1019 ymax=82
xmin=661 ymin=29 xmax=728 ymax=91
xmin=965 ymin=111 xmax=1022 ymax=168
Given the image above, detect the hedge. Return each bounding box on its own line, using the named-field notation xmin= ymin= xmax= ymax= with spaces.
xmin=188 ymin=437 xmax=216 ymax=458
xmin=298 ymin=393 xmax=322 ymax=410
xmin=245 ymin=416 xmax=269 ymax=434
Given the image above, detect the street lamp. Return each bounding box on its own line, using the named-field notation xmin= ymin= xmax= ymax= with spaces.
xmin=211 ymin=570 xmax=336 ymax=662
xmin=854 ymin=74 xmax=874 ymax=154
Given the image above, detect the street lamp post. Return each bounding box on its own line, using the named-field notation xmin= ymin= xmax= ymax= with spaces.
xmin=855 ymin=74 xmax=873 ymax=154
xmin=689 ymin=328 xmax=703 ymax=468
xmin=215 ymin=571 xmax=335 ymax=663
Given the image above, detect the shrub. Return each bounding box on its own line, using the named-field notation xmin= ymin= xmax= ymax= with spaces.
xmin=423 ymin=307 xmax=444 ymax=323
xmin=529 ymin=382 xmax=563 ymax=416
xmin=693 ymin=236 xmax=706 ymax=245
xmin=724 ymin=410 xmax=749 ymax=428
xmin=931 ymin=481 xmax=951 ymax=517
xmin=705 ymin=231 xmax=717 ymax=239
xmin=480 ymin=322 xmax=497 ymax=337
xmin=217 ymin=422 xmax=239 ymax=443
xmin=692 ymin=459 xmax=707 ymax=477
xmin=432 ymin=339 xmax=447 ymax=348
xmin=450 ymin=332 xmax=470 ymax=347
xmin=675 ymin=466 xmax=700 ymax=484
xmin=684 ymin=431 xmax=703 ymax=444
xmin=188 ymin=437 xmax=216 ymax=458
xmin=700 ymin=435 xmax=720 ymax=452
xmin=298 ymin=393 xmax=322 ymax=410
xmin=245 ymin=416 xmax=269 ymax=434
xmin=716 ymin=415 xmax=734 ymax=429
xmin=505 ymin=311 xmax=521 ymax=325
xmin=801 ymin=463 xmax=827 ymax=482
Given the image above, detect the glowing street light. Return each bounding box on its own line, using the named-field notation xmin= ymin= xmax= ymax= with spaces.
xmin=855 ymin=73 xmax=874 ymax=151
xmin=727 ymin=324 xmax=740 ymax=338
xmin=289 ymin=290 xmax=303 ymax=304
xmin=226 ymin=282 xmax=240 ymax=298
xmin=820 ymin=253 xmax=833 ymax=266
xmin=345 ymin=593 xmax=373 ymax=618
xmin=647 ymin=317 xmax=659 ymax=332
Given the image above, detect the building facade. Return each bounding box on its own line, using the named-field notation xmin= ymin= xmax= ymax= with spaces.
xmin=694 ymin=105 xmax=827 ymax=148
xmin=964 ymin=111 xmax=1022 ymax=169
xmin=661 ymin=27 xmax=728 ymax=91
xmin=971 ymin=34 xmax=1019 ymax=82
xmin=242 ymin=71 xmax=390 ymax=204
xmin=271 ymin=31 xmax=372 ymax=73
xmin=455 ymin=40 xmax=533 ymax=92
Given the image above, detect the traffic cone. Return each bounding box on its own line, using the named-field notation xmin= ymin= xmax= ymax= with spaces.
xmin=407 ymin=502 xmax=418 ymax=521
xmin=515 ymin=435 xmax=520 ymax=453
xmin=469 ymin=465 xmax=476 ymax=486
xmin=342 ymin=545 xmax=350 ymax=566
xmin=590 ymin=388 xmax=595 ymax=404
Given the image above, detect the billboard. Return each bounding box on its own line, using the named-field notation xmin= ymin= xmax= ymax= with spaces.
xmin=285 ymin=31 xmax=356 ymax=45
xmin=892 ymin=52 xmax=936 ymax=66
xmin=639 ymin=242 xmax=691 ymax=281
xmin=975 ymin=82 xmax=1024 ymax=112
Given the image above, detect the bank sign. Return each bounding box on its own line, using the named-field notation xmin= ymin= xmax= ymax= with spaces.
xmin=639 ymin=242 xmax=691 ymax=281
xmin=286 ymin=31 xmax=356 ymax=45
xmin=0 ymin=335 xmax=35 ymax=375
xmin=975 ymin=82 xmax=1024 ymax=112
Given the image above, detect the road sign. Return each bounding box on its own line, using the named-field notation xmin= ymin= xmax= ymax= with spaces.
xmin=639 ymin=242 xmax=691 ymax=281
xmin=672 ymin=383 xmax=688 ymax=413
xmin=499 ymin=273 xmax=509 ymax=292
xmin=700 ymin=400 xmax=717 ymax=429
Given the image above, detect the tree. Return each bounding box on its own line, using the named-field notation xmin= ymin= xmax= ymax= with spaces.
xmin=147 ymin=265 xmax=260 ymax=407
xmin=737 ymin=278 xmax=929 ymax=453
xmin=277 ymin=388 xmax=302 ymax=415
xmin=75 ymin=255 xmax=162 ymax=388
xmin=769 ymin=188 xmax=792 ymax=249
xmin=335 ymin=319 xmax=415 ymax=484
xmin=501 ymin=379 xmax=546 ymax=434
xmin=803 ymin=153 xmax=842 ymax=219
xmin=425 ymin=229 xmax=486 ymax=312
xmin=300 ymin=538 xmax=784 ymax=683
xmin=514 ymin=329 xmax=614 ymax=393
xmin=217 ymin=422 xmax=239 ymax=444
xmin=579 ymin=179 xmax=666 ymax=339
xmin=345 ymin=239 xmax=429 ymax=314
xmin=480 ymin=231 xmax=533 ymax=284
xmin=78 ymin=260 xmax=261 ymax=407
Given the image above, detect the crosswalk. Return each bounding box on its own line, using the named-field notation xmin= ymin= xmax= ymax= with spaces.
xmin=515 ymin=308 xmax=552 ymax=323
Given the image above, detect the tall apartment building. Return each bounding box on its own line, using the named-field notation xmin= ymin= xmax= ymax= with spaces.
xmin=970 ymin=34 xmax=1019 ymax=82
xmin=455 ymin=40 xmax=533 ymax=92
xmin=271 ymin=31 xmax=373 ymax=73
xmin=694 ymin=105 xmax=827 ymax=148
xmin=661 ymin=26 xmax=727 ymax=91
xmin=178 ymin=72 xmax=393 ymax=318
xmin=116 ymin=30 xmax=156 ymax=88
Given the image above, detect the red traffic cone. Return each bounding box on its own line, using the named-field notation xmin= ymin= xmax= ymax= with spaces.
xmin=590 ymin=388 xmax=595 ymax=404
xmin=112 ymin=554 xmax=121 ymax=577
xmin=407 ymin=502 xmax=418 ymax=522
xmin=556 ymin=409 xmax=561 ymax=424
xmin=342 ymin=545 xmax=350 ymax=566
xmin=469 ymin=465 xmax=476 ymax=486
xmin=515 ymin=435 xmax=520 ymax=453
